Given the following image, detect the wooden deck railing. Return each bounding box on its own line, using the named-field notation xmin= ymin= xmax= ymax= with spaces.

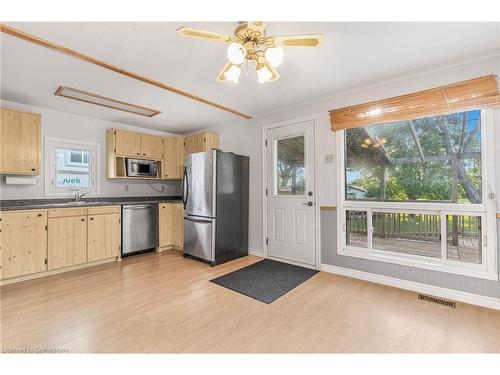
xmin=346 ymin=211 xmax=480 ymax=243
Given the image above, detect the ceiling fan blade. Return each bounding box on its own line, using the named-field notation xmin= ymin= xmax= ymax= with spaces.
xmin=271 ymin=34 xmax=323 ymax=48
xmin=176 ymin=27 xmax=233 ymax=42
xmin=216 ymin=61 xmax=235 ymax=82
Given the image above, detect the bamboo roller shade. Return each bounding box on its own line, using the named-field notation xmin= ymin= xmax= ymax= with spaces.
xmin=329 ymin=75 xmax=500 ymax=131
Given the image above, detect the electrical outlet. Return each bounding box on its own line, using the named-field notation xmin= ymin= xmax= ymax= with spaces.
xmin=324 ymin=154 xmax=334 ymax=164
xmin=124 ymin=184 xmax=129 ymax=192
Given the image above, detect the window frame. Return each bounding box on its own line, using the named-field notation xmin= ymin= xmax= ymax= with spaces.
xmin=44 ymin=137 xmax=100 ymax=197
xmin=335 ymin=109 xmax=498 ymax=280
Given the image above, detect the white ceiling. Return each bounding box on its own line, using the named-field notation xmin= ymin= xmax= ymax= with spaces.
xmin=2 ymin=22 xmax=500 ymax=134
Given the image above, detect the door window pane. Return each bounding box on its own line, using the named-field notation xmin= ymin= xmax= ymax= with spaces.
xmin=345 ymin=110 xmax=482 ymax=204
xmin=372 ymin=212 xmax=441 ymax=258
xmin=276 ymin=135 xmax=305 ymax=195
xmin=56 ymin=148 xmax=91 ymax=188
xmin=446 ymin=215 xmax=482 ymax=264
xmin=346 ymin=210 xmax=367 ymax=248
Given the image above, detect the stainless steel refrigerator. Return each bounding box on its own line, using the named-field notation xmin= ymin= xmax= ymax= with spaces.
xmin=182 ymin=149 xmax=249 ymax=265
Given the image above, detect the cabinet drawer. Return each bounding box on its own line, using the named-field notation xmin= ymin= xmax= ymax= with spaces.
xmin=48 ymin=208 xmax=87 ymax=218
xmin=87 ymin=206 xmax=121 ymax=215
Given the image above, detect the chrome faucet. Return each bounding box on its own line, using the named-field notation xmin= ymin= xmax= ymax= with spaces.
xmin=74 ymin=189 xmax=89 ymax=203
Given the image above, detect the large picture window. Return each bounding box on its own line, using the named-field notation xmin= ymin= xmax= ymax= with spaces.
xmin=345 ymin=110 xmax=482 ymax=204
xmin=337 ymin=109 xmax=497 ymax=280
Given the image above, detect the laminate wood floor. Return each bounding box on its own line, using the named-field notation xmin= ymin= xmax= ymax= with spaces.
xmin=1 ymin=250 xmax=499 ymax=353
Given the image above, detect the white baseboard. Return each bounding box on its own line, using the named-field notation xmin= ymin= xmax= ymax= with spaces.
xmin=248 ymin=248 xmax=265 ymax=257
xmin=321 ymin=264 xmax=500 ymax=311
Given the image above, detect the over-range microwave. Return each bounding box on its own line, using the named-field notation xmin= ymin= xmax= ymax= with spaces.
xmin=125 ymin=158 xmax=158 ymax=178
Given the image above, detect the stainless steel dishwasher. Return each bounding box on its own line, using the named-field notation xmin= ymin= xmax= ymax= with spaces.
xmin=122 ymin=204 xmax=159 ymax=256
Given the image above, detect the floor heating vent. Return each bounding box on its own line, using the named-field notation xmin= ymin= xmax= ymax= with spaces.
xmin=418 ymin=294 xmax=456 ymax=308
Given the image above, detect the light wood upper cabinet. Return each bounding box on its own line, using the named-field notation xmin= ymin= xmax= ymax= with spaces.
xmin=113 ymin=129 xmax=163 ymax=159
xmin=114 ymin=129 xmax=142 ymax=157
xmin=191 ymin=132 xmax=206 ymax=153
xmin=183 ymin=131 xmax=219 ymax=156
xmin=87 ymin=213 xmax=121 ymax=262
xmin=48 ymin=215 xmax=87 ymax=270
xmin=163 ymin=137 xmax=184 ymax=179
xmin=0 ymin=108 xmax=41 ymax=175
xmin=205 ymin=132 xmax=220 ymax=152
xmin=141 ymin=134 xmax=163 ymax=159
xmin=183 ymin=134 xmax=194 ymax=156
xmin=0 ymin=210 xmax=47 ymax=280
xmin=158 ymin=203 xmax=184 ymax=250
xmin=107 ymin=128 xmax=168 ymax=179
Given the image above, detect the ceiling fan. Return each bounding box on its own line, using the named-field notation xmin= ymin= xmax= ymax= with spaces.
xmin=176 ymin=22 xmax=323 ymax=84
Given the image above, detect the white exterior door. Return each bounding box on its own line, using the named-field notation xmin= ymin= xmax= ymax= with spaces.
xmin=266 ymin=120 xmax=316 ymax=267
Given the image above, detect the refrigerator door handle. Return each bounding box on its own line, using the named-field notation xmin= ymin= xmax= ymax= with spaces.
xmin=184 ymin=216 xmax=214 ymax=224
xmin=182 ymin=166 xmax=189 ymax=210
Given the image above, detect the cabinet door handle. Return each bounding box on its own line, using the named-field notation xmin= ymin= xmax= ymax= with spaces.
xmin=37 ymin=213 xmax=43 ymax=217
xmin=31 ymin=168 xmax=36 ymax=171
xmin=81 ymin=218 xmax=85 ymax=221
xmin=143 ymin=153 xmax=146 ymax=156
xmin=90 ymin=217 xmax=94 ymax=221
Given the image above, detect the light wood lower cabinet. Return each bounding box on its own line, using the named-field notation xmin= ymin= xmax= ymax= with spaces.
xmin=87 ymin=213 xmax=121 ymax=262
xmin=158 ymin=203 xmax=184 ymax=251
xmin=172 ymin=203 xmax=184 ymax=248
xmin=0 ymin=210 xmax=47 ymax=279
xmin=1 ymin=206 xmax=122 ymax=284
xmin=48 ymin=215 xmax=87 ymax=270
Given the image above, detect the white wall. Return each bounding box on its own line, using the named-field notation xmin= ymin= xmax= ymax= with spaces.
xmin=212 ymin=54 xmax=500 ymax=252
xmin=0 ymin=100 xmax=182 ymax=200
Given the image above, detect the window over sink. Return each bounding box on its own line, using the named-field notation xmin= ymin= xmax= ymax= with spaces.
xmin=45 ymin=137 xmax=100 ymax=196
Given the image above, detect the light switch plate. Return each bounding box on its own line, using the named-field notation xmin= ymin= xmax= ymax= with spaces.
xmin=324 ymin=154 xmax=334 ymax=164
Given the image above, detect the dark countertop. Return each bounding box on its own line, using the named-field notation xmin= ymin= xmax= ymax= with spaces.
xmin=0 ymin=196 xmax=182 ymax=211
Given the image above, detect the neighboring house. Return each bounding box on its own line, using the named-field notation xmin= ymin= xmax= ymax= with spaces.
xmin=55 ymin=149 xmax=91 ymax=188
xmin=347 ymin=184 xmax=367 ymax=199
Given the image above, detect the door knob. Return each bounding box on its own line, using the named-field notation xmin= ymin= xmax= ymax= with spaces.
xmin=302 ymin=201 xmax=313 ymax=207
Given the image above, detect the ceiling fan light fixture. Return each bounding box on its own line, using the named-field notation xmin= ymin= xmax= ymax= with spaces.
xmin=257 ymin=65 xmax=273 ymax=84
xmin=227 ymin=42 xmax=246 ymax=65
xmin=224 ymin=64 xmax=241 ymax=83
xmin=178 ymin=22 xmax=323 ymax=84
xmin=265 ymin=46 xmax=284 ymax=67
